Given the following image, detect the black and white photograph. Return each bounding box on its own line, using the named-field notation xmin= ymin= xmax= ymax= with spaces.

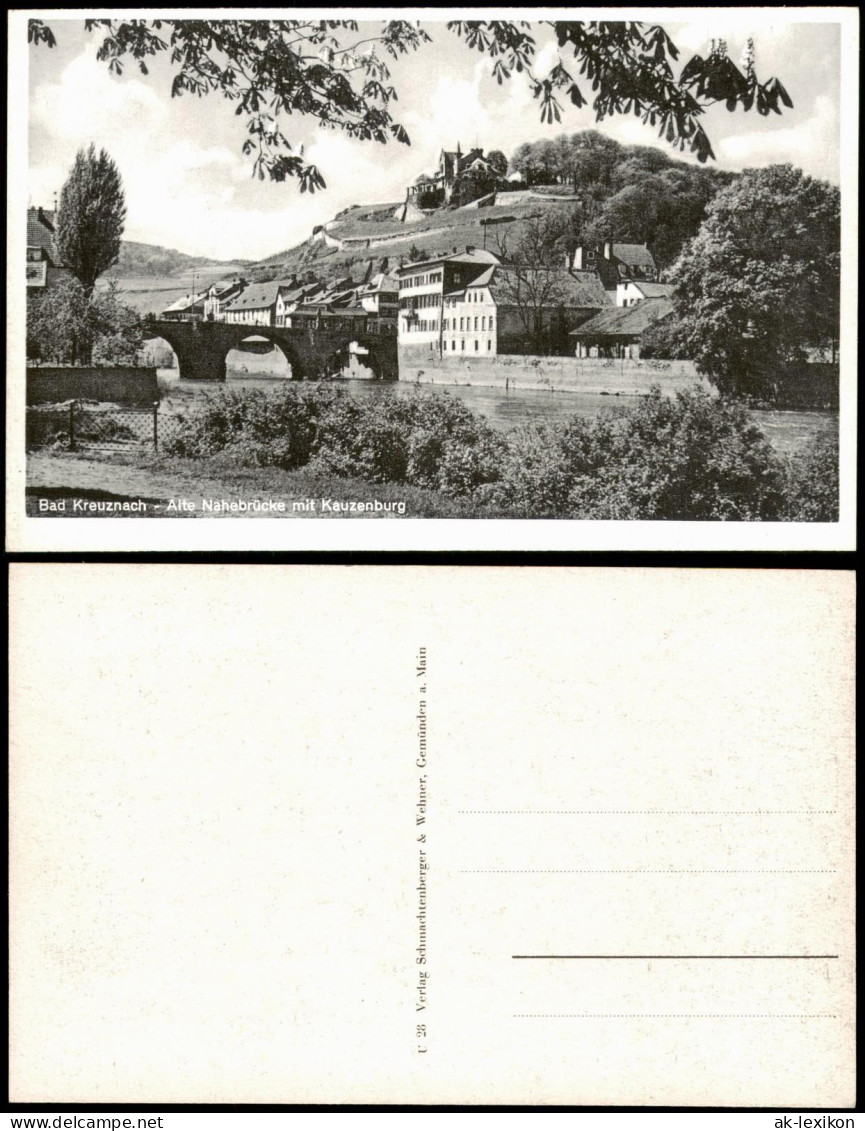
xmin=7 ymin=8 xmax=858 ymax=550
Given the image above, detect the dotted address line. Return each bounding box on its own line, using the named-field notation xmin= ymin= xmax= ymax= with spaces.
xmin=514 ymin=1014 xmax=837 ymax=1019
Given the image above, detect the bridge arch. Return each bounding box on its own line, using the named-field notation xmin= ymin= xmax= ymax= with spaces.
xmin=226 ymin=334 xmax=295 ymax=380
xmin=141 ymin=319 xmax=397 ymax=383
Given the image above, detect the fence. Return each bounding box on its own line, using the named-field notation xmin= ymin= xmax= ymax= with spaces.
xmin=26 ymin=401 xmax=185 ymax=452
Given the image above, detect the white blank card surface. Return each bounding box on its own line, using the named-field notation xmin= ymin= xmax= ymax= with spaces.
xmin=8 ymin=566 xmax=856 ymax=1105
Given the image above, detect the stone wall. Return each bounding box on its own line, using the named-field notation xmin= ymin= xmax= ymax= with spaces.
xmin=26 ymin=366 xmax=160 ymax=406
xmin=397 ymin=348 xmax=706 ymax=396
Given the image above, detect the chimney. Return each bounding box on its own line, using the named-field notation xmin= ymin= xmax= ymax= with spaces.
xmin=603 ymin=241 xmax=612 ymax=260
xmin=466 ymin=245 xmax=475 ymax=253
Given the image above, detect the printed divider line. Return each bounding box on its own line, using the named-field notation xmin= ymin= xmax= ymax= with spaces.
xmin=511 ymin=954 xmax=840 ymax=960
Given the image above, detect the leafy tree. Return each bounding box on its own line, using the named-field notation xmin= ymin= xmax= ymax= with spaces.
xmin=27 ymin=277 xmax=142 ymax=365
xmin=666 ymin=164 xmax=841 ymax=395
xmin=450 ymin=165 xmax=498 ymax=207
xmin=57 ymin=145 xmax=127 ymax=291
xmin=492 ymin=212 xmax=579 ymax=353
xmin=30 ymin=19 xmax=792 ymax=189
xmin=486 ymin=150 xmax=509 ymax=180
xmin=582 ymin=163 xmax=734 ymax=267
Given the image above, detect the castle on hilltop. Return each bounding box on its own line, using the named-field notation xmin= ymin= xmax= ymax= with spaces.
xmin=406 ymin=143 xmax=490 ymax=207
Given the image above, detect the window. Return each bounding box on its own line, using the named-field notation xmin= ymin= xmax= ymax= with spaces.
xmin=461 ymin=339 xmax=465 ymax=351
xmin=459 ymin=317 xmax=464 ymax=330
xmin=481 ymin=316 xmax=486 ymax=330
xmin=489 ymin=316 xmax=494 ymax=331
xmin=474 ymin=317 xmax=478 ymax=330
xmin=487 ymin=340 xmax=491 ymax=351
xmin=474 ymin=340 xmax=478 ymax=351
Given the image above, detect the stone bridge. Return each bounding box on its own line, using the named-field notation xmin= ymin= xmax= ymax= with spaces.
xmin=142 ymin=319 xmax=398 ymax=383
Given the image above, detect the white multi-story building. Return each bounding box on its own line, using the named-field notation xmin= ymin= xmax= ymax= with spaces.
xmin=222 ymin=280 xmax=295 ymax=327
xmin=441 ymin=266 xmax=498 ymax=355
xmin=397 ymin=248 xmax=500 ymax=356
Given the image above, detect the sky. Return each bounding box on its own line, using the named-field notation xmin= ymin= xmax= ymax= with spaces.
xmin=27 ymin=14 xmax=843 ymax=261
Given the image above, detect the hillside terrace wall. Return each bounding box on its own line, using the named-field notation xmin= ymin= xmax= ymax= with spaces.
xmin=397 ymin=347 xmax=706 ymax=397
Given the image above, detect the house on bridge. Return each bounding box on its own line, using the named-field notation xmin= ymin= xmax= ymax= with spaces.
xmin=222 ymin=280 xmax=297 ymax=327
xmin=204 ymin=278 xmax=247 ymax=321
xmin=570 ymin=296 xmax=673 ymax=358
xmin=357 ymin=272 xmax=399 ymax=337
xmin=162 ymin=289 xmax=208 ymax=321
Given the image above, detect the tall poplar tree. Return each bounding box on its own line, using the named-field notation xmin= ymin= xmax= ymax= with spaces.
xmin=56 ymin=144 xmax=127 ymax=292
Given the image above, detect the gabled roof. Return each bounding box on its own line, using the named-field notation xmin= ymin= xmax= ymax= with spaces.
xmin=398 ymin=247 xmax=500 ymax=275
xmin=162 ymin=289 xmax=208 ymax=314
xmin=209 ymin=278 xmax=246 ymax=298
xmin=464 ymin=265 xmax=496 ymax=289
xmin=446 ymin=266 xmax=610 ymax=307
xmin=486 ymin=267 xmax=611 ymax=308
xmin=611 ymin=243 xmax=657 ymax=269
xmin=27 ymin=207 xmax=60 ymax=262
xmin=223 ymin=279 xmax=294 ymax=311
xmin=629 ymin=281 xmax=674 ymax=299
xmin=570 ymin=296 xmax=672 ymax=337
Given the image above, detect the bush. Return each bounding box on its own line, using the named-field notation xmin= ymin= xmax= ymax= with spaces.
xmin=488 ymin=387 xmax=788 ymax=520
xmin=160 ymin=382 xmax=831 ymax=522
xmin=163 ymin=385 xmax=505 ymax=498
xmin=164 ymin=385 xmax=340 ymax=468
xmin=312 ymin=388 xmax=505 ymax=497
xmin=782 ymin=431 xmax=839 ymax=521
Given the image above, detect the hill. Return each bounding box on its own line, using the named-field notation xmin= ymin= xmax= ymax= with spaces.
xmin=109 ymin=240 xmax=250 ymax=279
xmin=242 ymin=130 xmax=735 ymax=288
xmin=109 ymin=130 xmax=736 ymax=312
xmin=105 ymin=242 xmax=251 ymax=315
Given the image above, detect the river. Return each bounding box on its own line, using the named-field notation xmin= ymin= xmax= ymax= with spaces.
xmin=158 ymin=370 xmax=837 ymax=458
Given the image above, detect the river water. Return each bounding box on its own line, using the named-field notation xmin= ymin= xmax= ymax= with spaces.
xmin=158 ymin=371 xmax=837 ymax=458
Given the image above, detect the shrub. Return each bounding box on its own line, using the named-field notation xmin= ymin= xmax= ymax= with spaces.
xmin=489 ymin=387 xmax=788 ymax=520
xmin=163 ymin=385 xmax=504 ymax=498
xmin=782 ymin=431 xmax=839 ymax=521
xmin=164 ymin=385 xmax=340 ymax=468
xmin=313 ymin=388 xmax=505 ymax=497
xmin=159 ymin=382 xmax=824 ymax=522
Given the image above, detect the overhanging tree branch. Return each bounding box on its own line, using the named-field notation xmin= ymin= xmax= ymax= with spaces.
xmin=29 ymin=18 xmax=793 ymax=188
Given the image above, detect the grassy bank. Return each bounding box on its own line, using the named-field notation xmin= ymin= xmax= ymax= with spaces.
xmin=26 ymin=449 xmax=504 ymax=518
xmin=26 ymin=383 xmax=839 ymax=521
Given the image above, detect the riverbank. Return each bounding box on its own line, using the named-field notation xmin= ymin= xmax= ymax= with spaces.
xmin=158 ymin=368 xmax=838 ymax=458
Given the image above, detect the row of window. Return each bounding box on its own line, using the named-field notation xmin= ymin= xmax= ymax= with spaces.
xmin=399 ymin=271 xmax=443 ymax=290
xmin=447 ymin=339 xmax=492 ymax=352
xmin=403 ymin=318 xmax=438 ymax=333
xmin=444 ymin=291 xmax=490 ymax=309
xmin=443 ymin=315 xmax=494 ymax=332
xmin=400 ymin=293 xmax=441 ymax=310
